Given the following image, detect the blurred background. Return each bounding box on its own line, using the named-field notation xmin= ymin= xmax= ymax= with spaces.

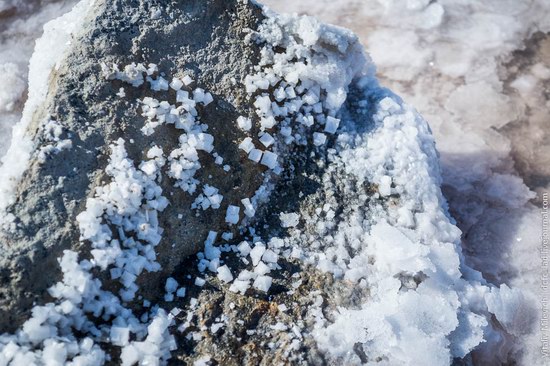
xmin=1 ymin=0 xmax=549 ymax=364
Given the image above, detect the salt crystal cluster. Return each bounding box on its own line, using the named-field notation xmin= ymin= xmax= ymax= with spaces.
xmin=0 ymin=139 xmax=176 ymax=365
xmin=36 ymin=118 xmax=73 ymax=163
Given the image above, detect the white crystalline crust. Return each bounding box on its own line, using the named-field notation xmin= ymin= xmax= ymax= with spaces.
xmin=238 ymin=7 xmax=521 ymax=366
xmin=36 ymin=118 xmax=73 ymax=163
xmin=0 ymin=0 xmax=95 ymax=230
xmin=0 ymin=139 xmax=175 ymax=365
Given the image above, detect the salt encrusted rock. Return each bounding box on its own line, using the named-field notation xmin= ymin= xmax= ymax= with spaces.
xmin=0 ymin=0 xmax=516 ymax=364
xmin=0 ymin=0 xmax=265 ymax=331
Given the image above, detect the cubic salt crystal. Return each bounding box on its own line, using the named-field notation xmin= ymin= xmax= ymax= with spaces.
xmin=203 ymin=93 xmax=214 ymax=106
xmin=176 ymin=287 xmax=186 ymax=297
xmin=259 ymin=133 xmax=275 ymax=147
xmin=237 ymin=116 xmax=252 ymax=131
xmin=238 ymin=241 xmax=252 ymax=256
xmin=181 ymin=75 xmax=194 ymax=86
xmin=253 ymin=275 xmax=272 ymax=292
xmin=313 ymin=132 xmax=327 ymax=146
xmin=170 ymin=78 xmax=183 ymax=90
xmin=165 ymin=277 xmax=178 ymax=293
xmin=280 ymin=212 xmax=300 ymax=228
xmin=280 ymin=127 xmax=292 ymax=137
xmin=229 ymin=280 xmax=250 ymax=294
xmin=176 ymin=90 xmax=190 ymax=103
xmin=250 ymin=243 xmax=266 ymax=266
xmin=324 ymin=116 xmax=340 ymax=134
xmin=225 ymin=205 xmax=240 ymax=225
xmin=140 ymin=161 xmax=157 ymax=176
xmin=193 ymin=88 xmax=206 ymax=103
xmin=260 ymin=151 xmax=278 ymax=169
xmin=195 ymin=277 xmax=206 ymax=287
xmin=150 ymin=76 xmax=169 ymax=91
xmin=238 ymin=137 xmax=254 ymax=153
xmin=208 ymin=194 xmax=223 ymax=208
xmin=241 ymin=198 xmax=255 ymax=217
xmin=110 ymin=327 xmax=130 ymax=346
xmin=260 ymin=116 xmax=277 ymax=129
xmin=379 ymin=175 xmax=392 ymax=197
xmin=254 ymin=261 xmax=271 ymax=275
xmin=248 ymin=149 xmax=263 ymax=163
xmin=262 ymin=249 xmax=278 ymax=264
xmin=217 ymin=265 xmax=234 ymax=283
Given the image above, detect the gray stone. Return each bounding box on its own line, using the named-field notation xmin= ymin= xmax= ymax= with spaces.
xmin=0 ymin=0 xmax=267 ymax=332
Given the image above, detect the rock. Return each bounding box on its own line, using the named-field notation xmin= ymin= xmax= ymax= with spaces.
xmin=0 ymin=0 xmax=266 ymax=331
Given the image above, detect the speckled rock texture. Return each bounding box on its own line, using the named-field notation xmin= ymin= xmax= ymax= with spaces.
xmin=0 ymin=0 xmax=267 ymax=332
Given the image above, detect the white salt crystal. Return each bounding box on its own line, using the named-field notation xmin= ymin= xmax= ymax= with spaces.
xmin=253 ymin=275 xmax=272 ymax=292
xmin=110 ymin=327 xmax=130 ymax=346
xmin=203 ymin=92 xmax=214 ymax=106
xmin=250 ymin=243 xmax=266 ymax=266
xmin=248 ymin=149 xmax=263 ymax=163
xmin=280 ymin=126 xmax=292 ymax=137
xmin=217 ymin=265 xmax=234 ymax=283
xmin=259 ymin=133 xmax=275 ymax=147
xmin=225 ymin=205 xmax=240 ymax=225
xmin=238 ymin=137 xmax=254 ymax=153
xmin=194 ymin=356 xmax=211 ymax=366
xmin=280 ymin=212 xmax=300 ymax=228
xmin=176 ymin=287 xmax=186 ymax=297
xmin=324 ymin=116 xmax=340 ymax=134
xmin=238 ymin=241 xmax=252 ymax=256
xmin=193 ymin=88 xmax=206 ymax=103
xmin=229 ymin=280 xmax=250 ymax=294
xmin=237 ymin=116 xmax=252 ymax=131
xmin=170 ymin=78 xmax=183 ymax=91
xmin=313 ymin=132 xmax=327 ymax=146
xmin=254 ymin=261 xmax=271 ymax=275
xmin=211 ymin=323 xmax=224 ymax=333
xmin=260 ymin=151 xmax=278 ymax=169
xmin=241 ymin=198 xmax=255 ymax=217
xmin=182 ymin=75 xmax=194 ymax=86
xmin=195 ymin=277 xmax=206 ymax=287
xmin=176 ymin=90 xmax=190 ymax=103
xmin=260 ymin=116 xmax=277 ymax=129
xmin=165 ymin=277 xmax=178 ymax=293
xmin=150 ymin=76 xmax=169 ymax=91
xmin=262 ymin=249 xmax=278 ymax=264
xmin=270 ymin=322 xmax=288 ymax=331
xmin=379 ymin=175 xmax=392 ymax=197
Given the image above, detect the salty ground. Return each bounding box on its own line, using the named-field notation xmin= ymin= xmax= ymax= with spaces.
xmin=0 ymin=0 xmax=549 ymax=364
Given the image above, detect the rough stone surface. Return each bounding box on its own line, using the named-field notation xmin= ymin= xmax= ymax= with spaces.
xmin=0 ymin=0 xmax=267 ymax=332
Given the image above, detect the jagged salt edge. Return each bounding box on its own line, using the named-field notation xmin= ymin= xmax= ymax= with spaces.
xmin=0 ymin=0 xmax=95 ymax=227
xmin=310 ymin=90 xmax=513 ymax=364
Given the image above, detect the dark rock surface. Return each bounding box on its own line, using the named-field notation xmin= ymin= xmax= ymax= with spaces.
xmin=0 ymin=0 xmax=267 ymax=332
